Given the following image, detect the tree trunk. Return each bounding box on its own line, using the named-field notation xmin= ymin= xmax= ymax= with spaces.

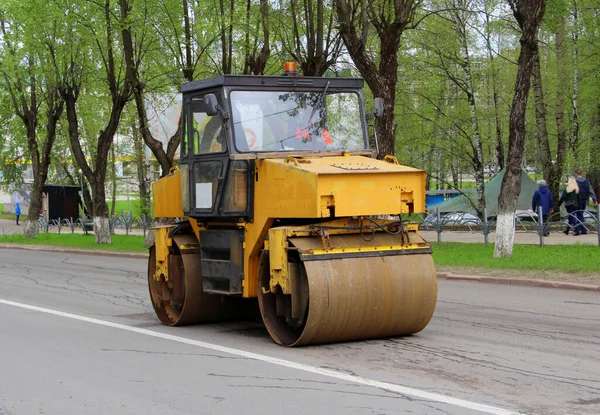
xmin=571 ymin=3 xmax=580 ymax=165
xmin=494 ymin=0 xmax=547 ymax=258
xmin=23 ymin=98 xmax=63 ymax=237
xmin=120 ymin=0 xmax=180 ymax=178
xmin=111 ymin=145 xmax=117 ymax=217
xmin=550 ymin=16 xmax=568 ymax=203
xmin=243 ymin=0 xmax=270 ymax=75
xmin=590 ymin=101 xmax=600 ymax=194
xmin=483 ymin=3 xmax=505 ymax=170
xmin=461 ymin=40 xmax=485 ymax=216
xmin=60 ymin=0 xmax=131 ymax=245
xmin=4 ymin=52 xmax=64 ymax=238
xmin=286 ymin=0 xmax=341 ymax=76
xmin=336 ymin=0 xmax=418 ymax=157
xmin=532 ymin=18 xmax=567 ymax=205
xmin=532 ymin=46 xmax=550 ymax=181
xmin=24 ymin=181 xmax=43 ymax=237
xmin=94 ymin=216 xmax=111 ymax=244
xmin=218 ymin=0 xmax=234 ymax=74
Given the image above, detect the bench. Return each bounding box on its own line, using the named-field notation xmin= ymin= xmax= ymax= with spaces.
xmin=82 ymin=219 xmax=94 ymax=234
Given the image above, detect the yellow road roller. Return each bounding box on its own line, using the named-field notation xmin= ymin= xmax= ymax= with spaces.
xmin=148 ymin=64 xmax=437 ymax=346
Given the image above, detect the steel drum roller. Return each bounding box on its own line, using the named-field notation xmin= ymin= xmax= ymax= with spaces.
xmin=259 ymin=236 xmax=438 ymax=346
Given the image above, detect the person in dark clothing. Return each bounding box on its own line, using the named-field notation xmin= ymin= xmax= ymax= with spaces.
xmin=532 ymin=180 xmax=554 ymax=236
xmin=558 ymin=176 xmax=579 ymax=235
xmin=573 ymin=169 xmax=598 ymax=236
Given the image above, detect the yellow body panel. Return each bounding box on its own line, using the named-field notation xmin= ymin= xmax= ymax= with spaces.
xmin=252 ymin=156 xmax=426 ymax=218
xmin=152 ymin=169 xmax=183 ymax=218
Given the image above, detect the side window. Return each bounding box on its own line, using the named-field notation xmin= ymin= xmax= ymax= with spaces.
xmin=182 ymin=111 xmax=188 ymax=157
xmin=193 ymin=161 xmax=222 ymax=211
xmin=190 ymin=95 xmax=227 ymax=155
xmin=223 ymin=160 xmax=249 ymax=212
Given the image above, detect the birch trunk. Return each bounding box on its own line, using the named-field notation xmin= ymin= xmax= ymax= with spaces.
xmin=571 ymin=3 xmax=580 ymax=163
xmin=550 ymin=17 xmax=568 ymax=202
xmin=461 ymin=41 xmax=485 ymax=215
xmin=94 ymin=216 xmax=111 ymax=244
xmin=484 ymin=4 xmax=505 ymax=169
xmin=531 ymin=48 xmax=550 ymax=180
xmin=494 ymin=0 xmax=547 ymax=258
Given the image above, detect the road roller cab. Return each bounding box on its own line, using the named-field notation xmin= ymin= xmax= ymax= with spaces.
xmin=149 ymin=64 xmax=438 ymax=346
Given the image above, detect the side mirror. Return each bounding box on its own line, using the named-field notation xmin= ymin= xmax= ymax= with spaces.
xmin=373 ymin=97 xmax=384 ymax=118
xmin=204 ymin=94 xmax=219 ymax=116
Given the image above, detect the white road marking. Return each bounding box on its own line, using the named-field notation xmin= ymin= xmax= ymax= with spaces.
xmin=1 ymin=298 xmax=521 ymax=415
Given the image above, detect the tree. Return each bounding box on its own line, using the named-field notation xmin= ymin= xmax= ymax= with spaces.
xmin=424 ymin=0 xmax=486 ymax=215
xmin=56 ymin=0 xmax=133 ymax=244
xmin=494 ymin=0 xmax=547 ymax=258
xmin=481 ymin=0 xmax=506 ymax=170
xmin=278 ymin=0 xmax=343 ymax=76
xmin=243 ymin=0 xmax=271 ymax=75
xmin=121 ymin=0 xmax=227 ymax=177
xmin=0 ymin=2 xmax=65 ymax=238
xmin=336 ymin=0 xmax=421 ymax=157
xmin=531 ymin=2 xmax=569 ymax=205
xmin=120 ymin=0 xmax=178 ymax=177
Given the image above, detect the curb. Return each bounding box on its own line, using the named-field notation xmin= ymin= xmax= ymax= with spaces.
xmin=437 ymin=272 xmax=600 ymax=292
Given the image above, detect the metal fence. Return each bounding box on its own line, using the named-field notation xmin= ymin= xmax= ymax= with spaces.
xmin=37 ymin=210 xmax=153 ymax=237
xmin=416 ymin=205 xmax=600 ymax=246
xmin=28 ymin=205 xmax=600 ymax=247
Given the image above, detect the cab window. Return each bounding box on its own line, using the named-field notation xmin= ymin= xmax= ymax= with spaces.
xmin=189 ymin=95 xmax=227 ymax=154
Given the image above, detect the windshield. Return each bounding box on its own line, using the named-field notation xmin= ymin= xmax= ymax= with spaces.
xmin=230 ymin=90 xmax=366 ymax=152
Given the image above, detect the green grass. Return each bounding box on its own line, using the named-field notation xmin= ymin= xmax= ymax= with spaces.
xmin=0 ymin=204 xmax=13 ymax=220
xmin=108 ymin=199 xmax=141 ymax=217
xmin=107 ymin=199 xmax=153 ymax=218
xmin=432 ymin=242 xmax=600 ymax=274
xmin=0 ymin=233 xmax=148 ymax=253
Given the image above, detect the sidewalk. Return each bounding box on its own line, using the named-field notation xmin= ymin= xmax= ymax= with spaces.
xmin=2 ymin=217 xmax=596 ymax=244
xmin=419 ymin=229 xmax=599 ymax=245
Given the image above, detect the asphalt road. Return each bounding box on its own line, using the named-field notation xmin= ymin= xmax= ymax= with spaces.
xmin=1 ymin=249 xmax=599 ymax=415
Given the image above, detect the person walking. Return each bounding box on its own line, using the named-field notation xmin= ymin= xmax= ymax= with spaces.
xmin=557 ymin=176 xmax=579 ymax=235
xmin=573 ymin=169 xmax=598 ymax=236
xmin=15 ymin=202 xmax=21 ymax=225
xmin=532 ymin=180 xmax=554 ymax=236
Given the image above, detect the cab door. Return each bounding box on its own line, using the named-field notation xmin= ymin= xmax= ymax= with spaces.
xmin=181 ymin=91 xmax=253 ymax=221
